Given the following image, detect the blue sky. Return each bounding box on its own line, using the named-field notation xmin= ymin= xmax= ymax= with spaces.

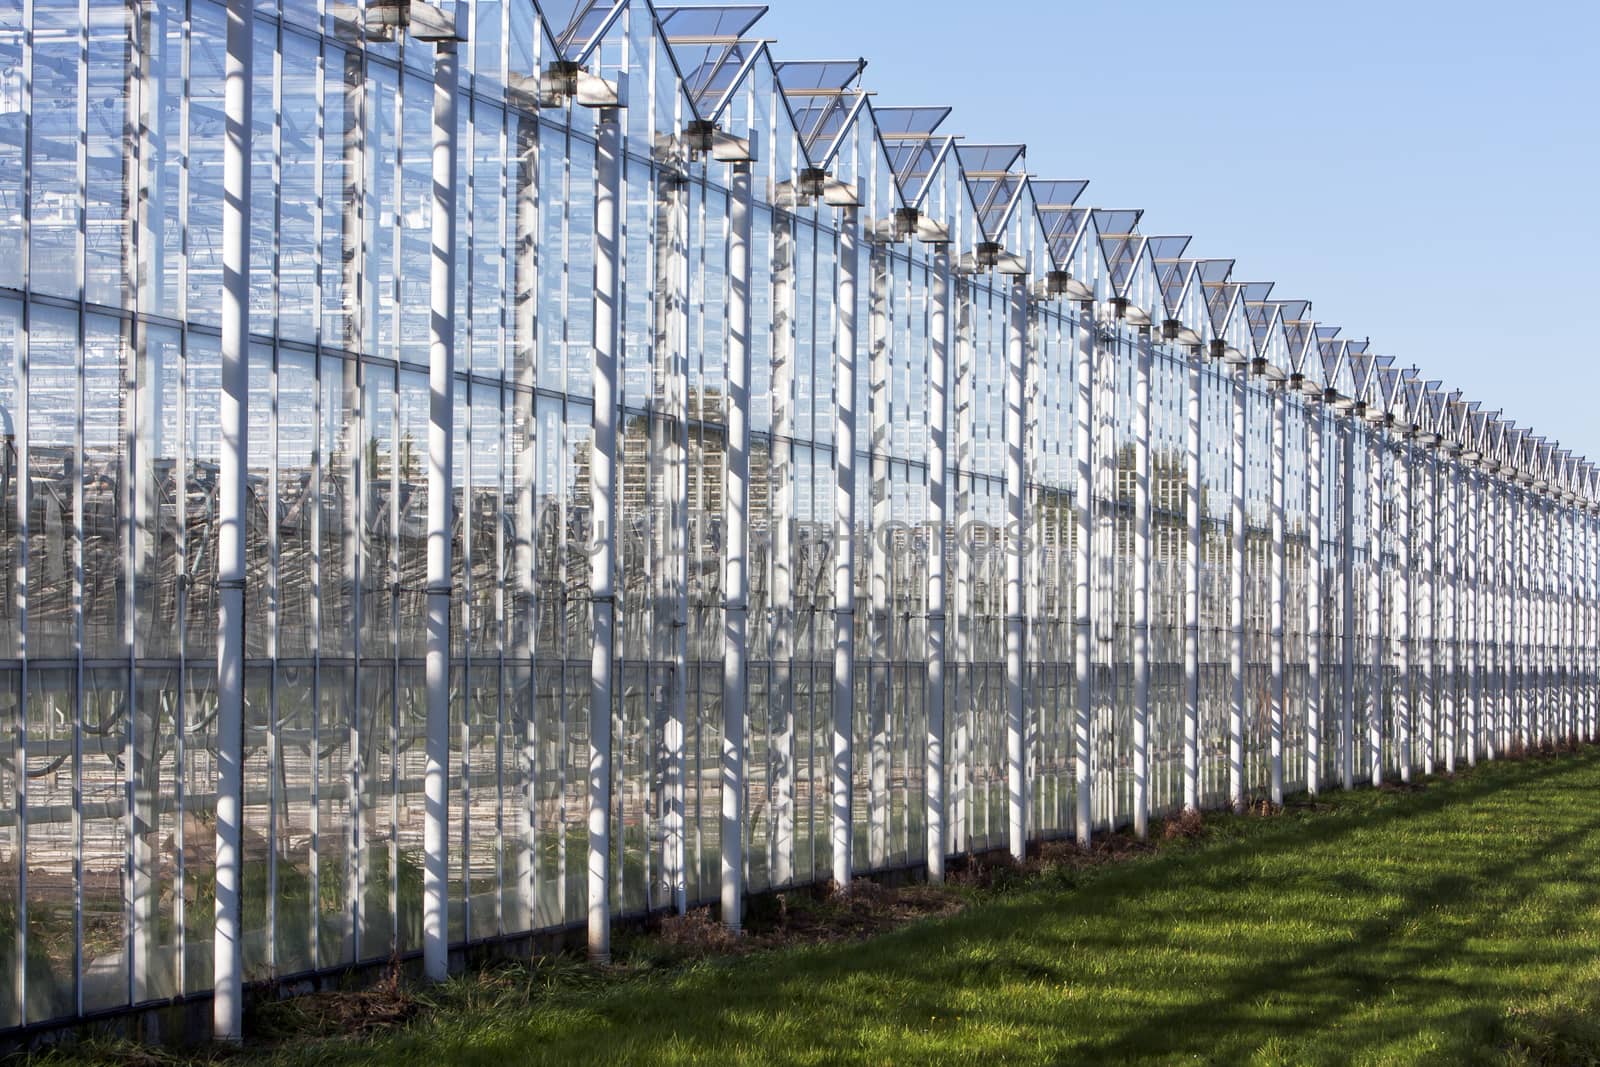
xmin=753 ymin=0 xmax=1600 ymax=464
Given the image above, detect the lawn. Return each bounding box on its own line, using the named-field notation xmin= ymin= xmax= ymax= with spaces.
xmin=39 ymin=749 xmax=1600 ymax=1066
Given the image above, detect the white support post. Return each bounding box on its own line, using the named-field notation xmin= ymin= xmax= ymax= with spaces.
xmin=1546 ymin=493 xmax=1556 ymax=745
xmin=1005 ymin=278 xmax=1029 ymax=859
xmin=867 ymin=246 xmax=891 ymax=870
xmin=1367 ymin=426 xmax=1384 ymax=785
xmin=1395 ymin=435 xmax=1411 ymax=783
xmin=213 ymin=0 xmax=252 ymax=1042
xmin=1501 ymin=479 xmax=1512 ymax=750
xmin=952 ymin=279 xmax=974 ymax=853
xmin=1512 ymin=480 xmax=1522 ymax=752
xmin=1540 ymin=492 xmax=1548 ymax=745
xmin=720 ymin=160 xmax=753 ymax=931
xmin=1073 ymin=299 xmax=1095 ymax=844
xmin=1524 ymin=485 xmax=1535 ymax=750
xmin=587 ymin=107 xmax=622 ymax=964
xmin=1468 ymin=465 xmax=1482 ymax=764
xmin=925 ymin=249 xmax=951 ymax=883
xmin=1444 ymin=454 xmax=1459 ymax=771
xmin=1305 ymin=401 xmax=1324 ymax=795
xmin=1182 ymin=351 xmax=1202 ymax=810
xmin=1483 ymin=469 xmax=1496 ymax=758
xmin=1229 ymin=366 xmax=1247 ymax=812
xmin=1340 ymin=416 xmax=1357 ymax=791
xmin=1535 ymin=491 xmax=1545 ymax=747
xmin=1580 ymin=505 xmax=1593 ymax=748
xmin=128 ymin=5 xmax=163 ymax=1003
xmin=1588 ymin=506 xmax=1596 ymax=741
xmin=1580 ymin=505 xmax=1587 ymax=741
xmin=769 ymin=212 xmax=795 ymax=891
xmin=662 ymin=176 xmax=690 ymax=911
xmin=1580 ymin=505 xmax=1593 ymax=739
xmin=1420 ymin=445 xmax=1437 ymax=774
xmin=1480 ymin=466 xmax=1495 ymax=759
xmin=1132 ymin=329 xmax=1152 ymax=834
xmin=1532 ymin=492 xmax=1543 ymax=747
xmin=1486 ymin=467 xmax=1500 ymax=758
xmin=831 ymin=206 xmax=860 ymax=891
xmin=512 ymin=110 xmax=540 ymax=928
xmin=1268 ymin=383 xmax=1286 ymax=806
xmin=1566 ymin=500 xmax=1575 ymax=743
xmin=422 ymin=32 xmax=460 ymax=986
xmin=1556 ymin=498 xmax=1565 ymax=743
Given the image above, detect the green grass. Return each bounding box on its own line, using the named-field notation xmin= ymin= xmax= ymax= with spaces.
xmin=37 ymin=750 xmax=1600 ymax=1066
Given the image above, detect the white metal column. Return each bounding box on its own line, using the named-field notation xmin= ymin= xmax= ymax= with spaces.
xmin=1395 ymin=435 xmax=1411 ymax=783
xmin=1182 ymin=351 xmax=1202 ymax=810
xmin=1305 ymin=400 xmax=1324 ymax=794
xmin=587 ymin=107 xmax=622 ymax=963
xmin=1513 ymin=482 xmax=1527 ymax=749
xmin=720 ymin=160 xmax=753 ymax=931
xmin=1444 ymin=452 xmax=1460 ymax=771
xmin=422 ymin=31 xmax=460 ymax=985
xmin=1229 ymin=365 xmax=1247 ymax=812
xmin=1367 ymin=426 xmax=1384 ymax=785
xmin=769 ymin=212 xmax=796 ymax=891
xmin=1340 ymin=416 xmax=1356 ymax=790
xmin=1073 ymin=299 xmax=1095 ymax=844
xmin=1501 ymin=477 xmax=1512 ymax=749
xmin=1588 ymin=504 xmax=1597 ymax=740
xmin=831 ymin=206 xmax=860 ymax=889
xmin=1589 ymin=504 xmax=1597 ymax=740
xmin=213 ymin=0 xmax=252 ymax=1041
xmin=1467 ymin=464 xmax=1483 ymax=763
xmin=867 ymin=245 xmax=891 ymax=869
xmin=1420 ymin=444 xmax=1437 ymax=774
xmin=1005 ymin=277 xmax=1029 ymax=859
xmin=1132 ymin=328 xmax=1152 ymax=834
xmin=1268 ymin=383 xmax=1286 ymax=805
xmin=925 ymin=248 xmax=951 ymax=882
xmin=662 ymin=176 xmax=690 ymax=911
xmin=952 ymin=279 xmax=974 ymax=852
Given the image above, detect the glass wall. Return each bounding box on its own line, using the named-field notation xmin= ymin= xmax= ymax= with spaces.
xmin=0 ymin=0 xmax=1595 ymax=1036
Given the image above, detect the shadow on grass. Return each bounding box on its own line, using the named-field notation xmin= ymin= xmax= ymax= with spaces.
xmin=36 ymin=752 xmax=1600 ymax=1066
xmin=518 ymin=753 xmax=1600 ymax=1065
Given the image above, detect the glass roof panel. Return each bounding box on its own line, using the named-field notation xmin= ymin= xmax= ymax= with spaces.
xmin=656 ymin=5 xmax=767 ymax=40
xmin=1040 ymin=206 xmax=1089 ymax=266
xmin=674 ymin=42 xmax=755 ymax=111
xmin=1090 ymin=210 xmax=1142 ymax=294
xmin=538 ymin=0 xmax=616 ymax=59
xmin=656 ymin=6 xmax=769 ymax=113
xmin=966 ymin=176 xmax=1021 ymax=239
xmin=775 ymin=60 xmax=866 ymax=163
xmin=1378 ymin=366 xmax=1402 ymax=409
xmin=1030 ymin=180 xmax=1089 ymax=210
xmin=883 ymin=136 xmax=951 ymax=207
xmin=1090 ymin=208 xmax=1140 ymax=236
xmin=874 ymin=106 xmax=951 ymax=138
xmin=955 ymin=143 xmax=1024 ymax=175
xmin=774 ymin=59 xmax=866 ymax=93
xmin=1158 ymin=257 xmax=1193 ymax=312
xmin=1318 ymin=340 xmax=1342 ymax=384
xmin=1146 ymin=235 xmax=1190 ymax=262
xmin=874 ymin=107 xmax=953 ymax=204
xmin=1195 ymin=261 xmax=1234 ymax=331
xmin=1273 ymin=302 xmax=1310 ymax=358
xmin=1347 ymin=352 xmax=1376 ymax=398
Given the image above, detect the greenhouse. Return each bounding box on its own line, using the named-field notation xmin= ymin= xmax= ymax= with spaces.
xmin=0 ymin=0 xmax=1596 ymax=1043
